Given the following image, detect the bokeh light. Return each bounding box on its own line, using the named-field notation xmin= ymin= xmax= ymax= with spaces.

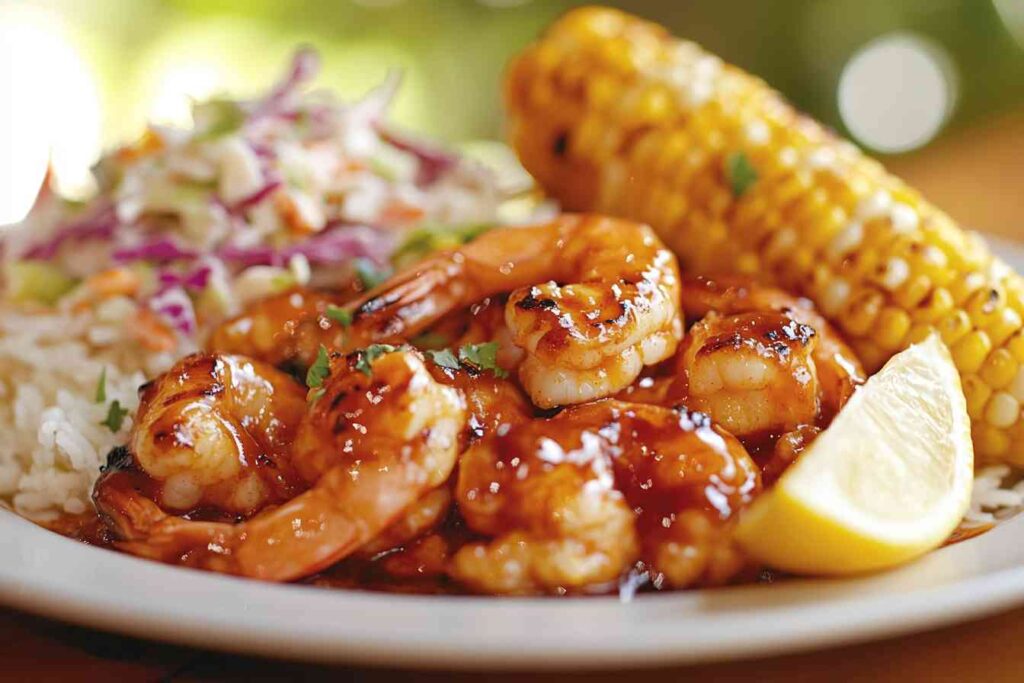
xmin=0 ymin=5 xmax=101 ymax=223
xmin=994 ymin=0 xmax=1024 ymax=49
xmin=838 ymin=33 xmax=957 ymax=154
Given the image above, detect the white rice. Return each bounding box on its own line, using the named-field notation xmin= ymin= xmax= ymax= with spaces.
xmin=0 ymin=300 xmax=181 ymax=519
xmin=967 ymin=465 xmax=1024 ymax=525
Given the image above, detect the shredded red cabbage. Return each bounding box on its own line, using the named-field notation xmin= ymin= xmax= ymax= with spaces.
xmin=112 ymin=238 xmax=198 ymax=264
xmin=21 ymin=203 xmax=118 ymax=260
xmin=157 ymin=264 xmax=213 ymax=292
xmin=250 ymin=47 xmax=320 ymax=121
xmin=229 ymin=179 xmax=282 ymax=214
xmin=217 ymin=225 xmax=393 ymax=267
xmin=149 ymin=287 xmax=197 ymax=337
xmin=379 ymin=126 xmax=459 ymax=186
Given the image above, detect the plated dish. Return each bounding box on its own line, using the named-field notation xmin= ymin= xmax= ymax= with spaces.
xmin=1 ymin=7 xmax=1022 ymax=605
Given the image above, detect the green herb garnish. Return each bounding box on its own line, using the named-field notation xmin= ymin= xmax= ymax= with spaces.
xmin=101 ymin=400 xmax=129 ymax=433
xmin=326 ymin=304 xmax=353 ymax=328
xmin=306 ymin=345 xmax=332 ymax=391
xmin=725 ymin=151 xmax=758 ymax=198
xmin=354 ymin=343 xmax=402 ymax=376
xmin=95 ymin=367 xmax=107 ymax=403
xmin=426 ymin=348 xmax=461 ymax=371
xmin=354 ymin=259 xmax=393 ymax=291
xmin=458 ymin=341 xmax=508 ymax=378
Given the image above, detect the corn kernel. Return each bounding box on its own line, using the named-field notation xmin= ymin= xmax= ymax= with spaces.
xmin=950 ymin=330 xmax=992 ymax=374
xmin=985 ymin=391 xmax=1021 ymax=429
xmin=937 ymin=311 xmax=972 ymax=346
xmin=980 ymin=349 xmax=1018 ymax=390
xmin=975 ymin=423 xmax=1011 ymax=458
xmin=874 ymin=308 xmax=911 ymax=351
xmin=843 ymin=291 xmax=884 ymax=337
xmin=912 ymin=287 xmax=954 ymax=323
xmin=963 ymin=375 xmax=993 ymax=419
xmin=986 ymin=307 xmax=1023 ymax=348
xmin=904 ymin=323 xmax=936 ymax=346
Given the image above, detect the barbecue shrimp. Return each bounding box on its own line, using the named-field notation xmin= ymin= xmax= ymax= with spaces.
xmin=673 ymin=311 xmax=821 ymax=439
xmin=679 ymin=275 xmax=865 ymax=417
xmin=94 ymin=348 xmax=466 ymax=581
xmin=207 ymin=288 xmax=345 ymax=372
xmin=343 ymin=214 xmax=683 ymax=408
xmin=451 ymin=400 xmax=761 ymax=594
xmin=98 ymin=353 xmax=308 ymax=518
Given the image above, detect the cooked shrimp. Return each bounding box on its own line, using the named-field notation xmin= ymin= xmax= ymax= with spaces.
xmin=451 ymin=400 xmax=761 ymax=594
xmin=679 ymin=275 xmax=865 ymax=416
xmin=343 ymin=215 xmax=683 ymax=408
xmin=418 ymin=295 xmax=526 ymax=372
xmin=95 ymin=353 xmax=307 ymax=517
xmin=95 ymin=349 xmax=466 ymax=582
xmin=672 ymin=312 xmax=820 ymax=439
xmin=207 ymin=288 xmax=346 ymax=373
xmin=355 ymin=486 xmax=454 ymax=559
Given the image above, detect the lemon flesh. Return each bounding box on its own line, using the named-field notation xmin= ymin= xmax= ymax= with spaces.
xmin=735 ymin=334 xmax=974 ymax=575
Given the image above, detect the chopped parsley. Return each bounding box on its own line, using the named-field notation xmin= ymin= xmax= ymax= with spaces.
xmin=425 ymin=341 xmax=508 ymax=377
xmin=354 ymin=259 xmax=393 ymax=291
xmin=306 ymin=344 xmax=332 ymax=393
xmin=458 ymin=341 xmax=508 ymax=378
xmin=725 ymin=151 xmax=758 ymax=198
xmin=426 ymin=348 xmax=461 ymax=370
xmin=95 ymin=367 xmax=107 ymax=403
xmin=326 ymin=304 xmax=353 ymax=328
xmin=354 ymin=343 xmax=402 ymax=376
xmin=100 ymin=400 xmax=129 ymax=433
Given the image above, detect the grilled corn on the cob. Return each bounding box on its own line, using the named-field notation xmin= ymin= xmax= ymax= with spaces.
xmin=505 ymin=6 xmax=1024 ymax=464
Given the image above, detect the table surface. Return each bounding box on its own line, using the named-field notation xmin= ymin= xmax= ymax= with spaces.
xmin=6 ymin=113 xmax=1024 ymax=681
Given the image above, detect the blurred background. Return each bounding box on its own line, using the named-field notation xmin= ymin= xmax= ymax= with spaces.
xmin=2 ymin=0 xmax=1023 ymax=234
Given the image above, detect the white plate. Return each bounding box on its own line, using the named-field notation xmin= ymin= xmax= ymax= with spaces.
xmin=1 ymin=235 xmax=1023 ymax=671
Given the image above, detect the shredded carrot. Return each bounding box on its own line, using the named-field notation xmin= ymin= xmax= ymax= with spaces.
xmin=115 ymin=128 xmax=164 ymax=164
xmin=379 ymin=199 xmax=425 ymax=225
xmin=85 ymin=268 xmax=141 ymax=299
xmin=275 ymin=191 xmax=317 ymax=236
xmin=131 ymin=308 xmax=178 ymax=353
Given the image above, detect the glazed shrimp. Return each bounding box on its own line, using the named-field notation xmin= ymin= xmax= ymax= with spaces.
xmin=96 ymin=349 xmax=466 ymax=582
xmin=680 ymin=275 xmax=865 ymax=416
xmin=207 ymin=288 xmax=346 ymax=373
xmin=672 ymin=312 xmax=820 ymax=439
xmin=451 ymin=400 xmax=761 ymax=594
xmin=94 ymin=353 xmax=307 ymax=520
xmin=343 ymin=215 xmax=683 ymax=408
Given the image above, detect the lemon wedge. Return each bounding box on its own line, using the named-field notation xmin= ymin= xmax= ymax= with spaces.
xmin=735 ymin=334 xmax=974 ymax=575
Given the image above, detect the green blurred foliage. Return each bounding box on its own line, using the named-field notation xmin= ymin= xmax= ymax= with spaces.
xmin=33 ymin=0 xmax=1024 ymax=152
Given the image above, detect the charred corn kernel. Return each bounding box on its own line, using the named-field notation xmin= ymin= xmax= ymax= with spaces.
xmin=912 ymin=287 xmax=954 ymax=323
xmin=980 ymin=349 xmax=1018 ymax=390
xmin=507 ymin=6 xmax=1024 ymax=464
xmin=963 ymin=375 xmax=993 ymax=420
xmin=950 ymin=330 xmax=992 ymax=374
